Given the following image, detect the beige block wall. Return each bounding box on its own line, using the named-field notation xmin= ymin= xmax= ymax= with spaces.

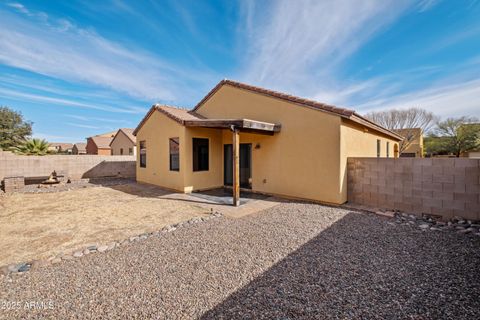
xmin=135 ymin=111 xmax=186 ymax=192
xmin=347 ymin=158 xmax=480 ymax=220
xmin=111 ymin=131 xmax=136 ymax=156
xmin=0 ymin=151 xmax=135 ymax=182
xmin=196 ymin=84 xmax=344 ymax=204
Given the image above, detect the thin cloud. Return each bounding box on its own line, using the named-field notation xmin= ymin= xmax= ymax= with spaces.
xmin=0 ymin=4 xmax=217 ymax=104
xmin=356 ymin=79 xmax=480 ymax=118
xmin=66 ymin=122 xmax=102 ymax=129
xmin=239 ymin=0 xmax=410 ymax=94
xmin=0 ymin=87 xmax=144 ymax=114
xmin=63 ymin=114 xmax=130 ymax=124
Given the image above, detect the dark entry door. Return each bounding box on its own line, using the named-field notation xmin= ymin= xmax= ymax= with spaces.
xmin=224 ymin=144 xmax=252 ymax=189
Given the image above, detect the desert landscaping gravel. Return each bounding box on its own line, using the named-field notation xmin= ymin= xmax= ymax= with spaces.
xmin=1 ymin=202 xmax=479 ymax=319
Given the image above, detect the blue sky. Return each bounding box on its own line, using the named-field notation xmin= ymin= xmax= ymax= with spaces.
xmin=0 ymin=0 xmax=479 ymax=142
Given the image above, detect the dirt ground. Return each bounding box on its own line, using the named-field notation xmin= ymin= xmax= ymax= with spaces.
xmin=0 ymin=183 xmax=210 ymax=266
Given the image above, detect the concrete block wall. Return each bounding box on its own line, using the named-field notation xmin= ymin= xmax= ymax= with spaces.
xmin=347 ymin=158 xmax=480 ymax=221
xmin=0 ymin=151 xmax=135 ymax=182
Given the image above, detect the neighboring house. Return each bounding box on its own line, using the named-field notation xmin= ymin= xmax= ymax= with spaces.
xmin=110 ymin=128 xmax=136 ymax=156
xmin=133 ymin=80 xmax=402 ymax=205
xmin=48 ymin=143 xmax=74 ymax=154
xmin=393 ymin=128 xmax=424 ymax=158
xmin=86 ymin=131 xmax=116 ymax=155
xmin=460 ymin=123 xmax=480 ymax=158
xmin=72 ymin=143 xmax=87 ymax=155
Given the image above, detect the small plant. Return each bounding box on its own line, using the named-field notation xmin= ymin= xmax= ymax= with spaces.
xmin=11 ymin=138 xmax=50 ymax=155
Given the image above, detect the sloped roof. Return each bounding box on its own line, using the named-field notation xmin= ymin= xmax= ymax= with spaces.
xmin=110 ymin=128 xmax=137 ymax=146
xmin=89 ymin=136 xmax=113 ymax=149
xmin=49 ymin=143 xmax=74 ymax=150
xmin=133 ymin=105 xmax=205 ymax=135
xmin=73 ymin=143 xmax=87 ymax=152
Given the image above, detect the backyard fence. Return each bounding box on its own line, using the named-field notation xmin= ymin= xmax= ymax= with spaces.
xmin=0 ymin=151 xmax=136 ymax=190
xmin=347 ymin=157 xmax=480 ymax=221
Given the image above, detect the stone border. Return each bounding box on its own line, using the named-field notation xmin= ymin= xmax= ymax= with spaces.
xmin=344 ymin=203 xmax=480 ymax=236
xmin=0 ymin=212 xmax=223 ymax=278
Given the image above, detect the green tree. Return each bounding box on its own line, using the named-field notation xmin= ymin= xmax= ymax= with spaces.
xmin=0 ymin=106 xmax=33 ymax=150
xmin=430 ymin=117 xmax=479 ymax=157
xmin=11 ymin=138 xmax=50 ymax=156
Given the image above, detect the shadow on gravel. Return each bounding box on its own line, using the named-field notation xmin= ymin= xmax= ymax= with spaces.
xmin=201 ymin=212 xmax=480 ymax=319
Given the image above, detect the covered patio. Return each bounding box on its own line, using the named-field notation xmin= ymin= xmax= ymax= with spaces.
xmin=184 ymin=118 xmax=281 ymax=206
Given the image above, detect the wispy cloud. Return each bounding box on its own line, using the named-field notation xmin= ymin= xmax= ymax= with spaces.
xmin=416 ymin=0 xmax=441 ymax=12
xmin=34 ymin=132 xmax=80 ymax=142
xmin=0 ymin=87 xmax=145 ymax=114
xmin=0 ymin=3 xmax=217 ymax=104
xmin=63 ymin=114 xmax=129 ymax=124
xmin=357 ymin=78 xmax=480 ymax=118
xmin=239 ymin=0 xmax=410 ymax=94
xmin=66 ymin=122 xmax=103 ymax=129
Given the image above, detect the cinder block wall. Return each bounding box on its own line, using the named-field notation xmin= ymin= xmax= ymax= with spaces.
xmin=0 ymin=151 xmax=135 ymax=181
xmin=347 ymin=158 xmax=480 ymax=220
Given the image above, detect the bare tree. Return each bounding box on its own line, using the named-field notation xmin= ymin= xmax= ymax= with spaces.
xmin=364 ymin=107 xmax=439 ymax=153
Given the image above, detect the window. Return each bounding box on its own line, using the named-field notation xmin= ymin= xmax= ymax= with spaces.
xmin=129 ymin=148 xmax=133 ymax=155
xmin=376 ymin=139 xmax=381 ymax=158
xmin=120 ymin=148 xmax=123 ymax=155
xmin=193 ymin=138 xmax=209 ymax=171
xmin=169 ymin=138 xmax=180 ymax=171
xmin=386 ymin=142 xmax=390 ymax=158
xmin=139 ymin=141 xmax=146 ymax=168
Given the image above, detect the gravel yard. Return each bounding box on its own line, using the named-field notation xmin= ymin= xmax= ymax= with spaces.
xmin=1 ymin=202 xmax=479 ymax=319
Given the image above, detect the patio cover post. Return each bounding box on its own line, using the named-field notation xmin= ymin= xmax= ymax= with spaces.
xmin=232 ymin=127 xmax=240 ymax=206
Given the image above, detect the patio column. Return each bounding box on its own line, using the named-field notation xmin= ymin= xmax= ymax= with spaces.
xmin=232 ymin=128 xmax=240 ymax=206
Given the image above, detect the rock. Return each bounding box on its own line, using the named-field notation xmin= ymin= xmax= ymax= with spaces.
xmin=97 ymin=245 xmax=109 ymax=252
xmin=130 ymin=236 xmax=139 ymax=242
xmin=376 ymin=211 xmax=395 ymax=218
xmin=83 ymin=249 xmax=90 ymax=255
xmin=51 ymin=258 xmax=62 ymax=264
xmin=419 ymin=224 xmax=430 ymax=230
xmin=17 ymin=263 xmax=31 ymax=273
xmin=168 ymin=226 xmax=177 ymax=232
xmin=73 ymin=251 xmax=83 ymax=258
xmin=87 ymin=245 xmax=97 ymax=251
xmin=139 ymin=235 xmax=148 ymax=240
xmin=107 ymin=242 xmax=117 ymax=250
xmin=457 ymin=229 xmax=471 ymax=234
xmin=430 ymin=227 xmax=441 ymax=231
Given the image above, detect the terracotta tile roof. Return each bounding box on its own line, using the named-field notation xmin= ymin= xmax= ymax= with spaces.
xmin=73 ymin=143 xmax=86 ymax=152
xmin=90 ymin=136 xmax=113 ymax=149
xmin=113 ymin=128 xmax=137 ymax=145
xmin=133 ymin=104 xmax=205 ymax=135
xmin=193 ymin=79 xmax=355 ymax=117
xmin=48 ymin=143 xmax=74 ymax=150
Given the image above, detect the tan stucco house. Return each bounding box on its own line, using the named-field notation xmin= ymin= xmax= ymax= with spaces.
xmin=133 ymin=80 xmax=402 ymax=205
xmin=110 ymin=128 xmax=136 ymax=156
xmin=86 ymin=131 xmax=116 ymax=155
xmin=72 ymin=143 xmax=87 ymax=155
xmin=393 ymin=128 xmax=424 ymax=157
